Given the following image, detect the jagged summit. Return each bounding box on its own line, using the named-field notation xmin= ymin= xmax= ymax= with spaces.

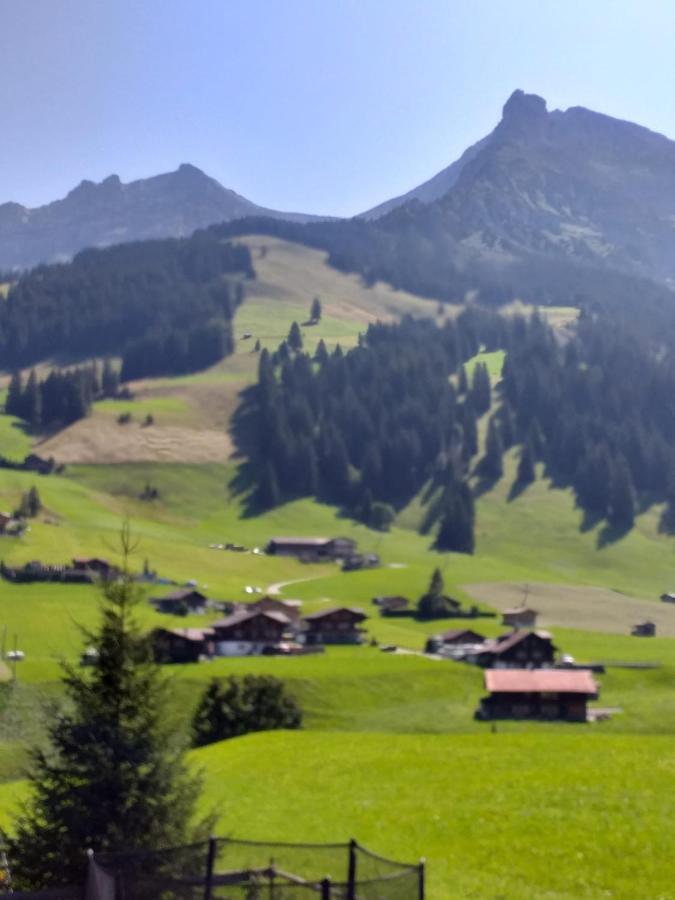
xmin=0 ymin=165 xmax=323 ymax=270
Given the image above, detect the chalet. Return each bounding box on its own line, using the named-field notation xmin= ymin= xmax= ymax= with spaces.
xmin=302 ymin=607 xmax=367 ymax=645
xmin=660 ymin=593 xmax=675 ymax=604
xmin=631 ymin=621 xmax=656 ymax=637
xmin=151 ymin=627 xmax=215 ymax=664
xmin=244 ymin=596 xmax=302 ymax=624
xmin=265 ymin=536 xmax=356 ymax=562
xmin=211 ymin=609 xmax=290 ymax=656
xmin=150 ymin=588 xmax=209 ymax=615
xmin=373 ymin=595 xmax=410 ymax=615
xmin=477 ymin=668 xmax=598 ymax=722
xmin=475 ymin=630 xmax=556 ymax=669
xmin=342 ymin=553 xmax=380 ymax=572
xmin=501 ymin=606 xmax=538 ymax=629
xmin=441 ymin=628 xmax=486 ymax=647
xmin=72 ymin=557 xmax=116 ymax=579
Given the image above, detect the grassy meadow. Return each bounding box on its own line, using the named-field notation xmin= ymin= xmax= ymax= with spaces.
xmin=0 ymin=239 xmax=674 ymax=897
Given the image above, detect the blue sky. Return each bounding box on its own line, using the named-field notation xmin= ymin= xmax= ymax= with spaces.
xmin=1 ymin=0 xmax=674 ymax=216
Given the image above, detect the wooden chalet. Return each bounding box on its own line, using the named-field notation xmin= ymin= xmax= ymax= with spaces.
xmin=150 ymin=588 xmax=209 ymax=615
xmin=660 ymin=592 xmax=675 ymax=604
xmin=374 ymin=595 xmax=410 ymax=616
xmin=475 ymin=630 xmax=555 ymax=669
xmin=501 ymin=606 xmax=538 ymax=629
xmin=72 ymin=557 xmax=116 ymax=579
xmin=302 ymin=607 xmax=367 ymax=645
xmin=440 ymin=628 xmax=486 ymax=646
xmin=152 ymin=627 xmax=214 ymax=664
xmin=211 ymin=609 xmax=290 ymax=656
xmin=477 ymin=669 xmax=598 ymax=722
xmin=265 ymin=536 xmax=356 ymax=562
xmin=244 ymin=595 xmax=302 ymax=623
xmin=631 ymin=620 xmax=656 ymax=637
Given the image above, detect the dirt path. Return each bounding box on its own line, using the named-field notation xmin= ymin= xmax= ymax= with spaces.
xmin=266 ymin=573 xmax=336 ymax=596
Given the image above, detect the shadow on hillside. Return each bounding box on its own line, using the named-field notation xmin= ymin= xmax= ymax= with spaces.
xmin=596 ymin=521 xmax=633 ymax=548
xmin=579 ymin=508 xmax=604 ymax=533
xmin=507 ymin=478 xmax=531 ymax=502
xmin=473 ymin=473 xmax=502 ymax=499
xmin=419 ymin=489 xmax=445 ymax=536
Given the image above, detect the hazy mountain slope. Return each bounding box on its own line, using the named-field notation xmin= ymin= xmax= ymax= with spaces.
xmin=360 ymin=133 xmax=493 ymax=220
xmin=0 ymin=164 xmax=323 ymax=270
xmin=376 ymin=90 xmax=675 ymax=288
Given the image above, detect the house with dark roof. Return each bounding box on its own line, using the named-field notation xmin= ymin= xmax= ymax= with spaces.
xmin=151 ymin=627 xmax=215 ymax=664
xmin=441 ymin=628 xmax=486 ymax=646
xmin=475 ymin=630 xmax=556 ymax=669
xmin=477 ymin=669 xmax=599 ymax=721
xmin=72 ymin=557 xmax=117 ymax=579
xmin=211 ymin=609 xmax=291 ymax=656
xmin=265 ymin=536 xmax=356 ymax=561
xmin=501 ymin=606 xmax=538 ymax=629
xmin=301 ymin=608 xmax=367 ymax=645
xmin=150 ymin=588 xmax=209 ymax=615
xmin=243 ymin=596 xmax=302 ymax=623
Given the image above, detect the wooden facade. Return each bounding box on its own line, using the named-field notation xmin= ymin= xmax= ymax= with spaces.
xmin=150 ymin=588 xmax=209 ymax=615
xmin=477 ymin=669 xmax=598 ymax=722
xmin=151 ymin=627 xmax=214 ymax=664
xmin=501 ymin=607 xmax=538 ymax=629
xmin=476 ymin=630 xmax=555 ymax=668
xmin=266 ymin=536 xmax=356 ymax=561
xmin=302 ymin=607 xmax=367 ymax=645
xmin=211 ymin=609 xmax=290 ymax=656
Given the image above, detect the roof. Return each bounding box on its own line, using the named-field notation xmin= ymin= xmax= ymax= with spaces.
xmin=73 ymin=557 xmax=110 ymax=566
xmin=485 ymin=669 xmax=598 ymax=695
xmin=303 ymin=607 xmax=367 ymax=622
xmin=503 ymin=607 xmax=537 ymax=616
xmin=212 ymin=609 xmax=291 ymax=629
xmin=154 ymin=587 xmax=207 ymax=602
xmin=155 ymin=627 xmax=214 ymax=642
xmin=479 ymin=630 xmax=555 ymax=657
xmin=269 ymin=536 xmax=331 ymax=546
xmin=441 ymin=628 xmax=485 ymax=642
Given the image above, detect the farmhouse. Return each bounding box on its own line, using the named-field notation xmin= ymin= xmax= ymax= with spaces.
xmin=475 ymin=630 xmax=556 ymax=669
xmin=501 ymin=606 xmax=538 ymax=629
xmin=302 ymin=607 xmax=367 ymax=645
xmin=373 ymin=595 xmax=410 ymax=615
xmin=150 ymin=588 xmax=209 ymax=615
xmin=211 ymin=609 xmax=290 ymax=656
xmin=151 ymin=627 xmax=215 ymax=664
xmin=72 ymin=557 xmax=116 ymax=579
xmin=441 ymin=628 xmax=486 ymax=647
xmin=265 ymin=536 xmax=356 ymax=561
xmin=631 ymin=620 xmax=656 ymax=637
xmin=244 ymin=595 xmax=303 ymax=623
xmin=477 ymin=668 xmax=599 ymax=721
xmin=660 ymin=592 xmax=675 ymax=604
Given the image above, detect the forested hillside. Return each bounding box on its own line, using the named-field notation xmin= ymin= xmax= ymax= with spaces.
xmin=0 ymin=233 xmax=253 ymax=370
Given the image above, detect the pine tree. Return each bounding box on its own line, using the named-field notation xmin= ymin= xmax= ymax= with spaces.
xmin=479 ymin=416 xmax=504 ymax=480
xmin=258 ymin=462 xmax=281 ymax=508
xmin=310 ymin=296 xmax=322 ymax=323
xmin=314 ymin=339 xmax=329 ymax=365
xmin=4 ymin=527 xmax=210 ymax=889
xmin=5 ymin=371 xmax=23 ymax=417
xmin=608 ymin=458 xmax=635 ymax=529
xmin=25 ymin=369 xmax=42 ymax=427
xmin=287 ymin=321 xmax=303 ymax=352
xmin=457 ymin=365 xmax=468 ymax=395
xmin=470 ymin=362 xmax=491 ymax=414
xmin=516 ymin=441 xmax=536 ymax=485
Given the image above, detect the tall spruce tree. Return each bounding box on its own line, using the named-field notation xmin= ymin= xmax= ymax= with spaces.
xmin=5 ymin=371 xmax=23 ymax=417
xmin=310 ymin=297 xmax=322 ymax=322
xmin=287 ymin=321 xmax=303 ymax=352
xmin=608 ymin=458 xmax=635 ymax=529
xmin=479 ymin=416 xmax=504 ymax=480
xmin=25 ymin=370 xmax=42 ymax=427
xmin=516 ymin=440 xmax=536 ymax=486
xmin=3 ymin=526 xmax=210 ymax=890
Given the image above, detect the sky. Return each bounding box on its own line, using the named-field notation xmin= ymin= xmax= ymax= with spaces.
xmin=1 ymin=0 xmax=675 ymax=217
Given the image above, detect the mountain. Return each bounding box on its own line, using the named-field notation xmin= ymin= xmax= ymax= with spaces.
xmin=0 ymin=164 xmax=323 ymax=271
xmin=362 ymin=90 xmax=675 ymax=291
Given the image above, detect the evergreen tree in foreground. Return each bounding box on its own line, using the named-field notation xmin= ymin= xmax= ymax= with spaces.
xmin=287 ymin=321 xmax=303 ymax=351
xmin=310 ymin=296 xmax=322 ymax=322
xmin=3 ymin=525 xmax=210 ymax=890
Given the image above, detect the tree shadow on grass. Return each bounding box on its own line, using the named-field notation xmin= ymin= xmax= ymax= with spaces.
xmin=507 ymin=478 xmax=531 ymax=502
xmin=579 ymin=508 xmax=604 ymax=534
xmin=596 ymin=521 xmax=633 ymax=549
xmin=472 ymin=473 xmax=501 ymax=499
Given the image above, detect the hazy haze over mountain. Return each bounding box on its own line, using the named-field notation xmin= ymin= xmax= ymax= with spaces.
xmin=0 ymin=164 xmax=322 ymax=270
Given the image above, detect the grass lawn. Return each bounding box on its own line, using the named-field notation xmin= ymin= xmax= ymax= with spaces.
xmin=1 ymin=731 xmax=673 ymax=899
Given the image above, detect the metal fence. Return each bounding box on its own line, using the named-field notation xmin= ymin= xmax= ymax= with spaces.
xmin=85 ymin=837 xmax=424 ymax=900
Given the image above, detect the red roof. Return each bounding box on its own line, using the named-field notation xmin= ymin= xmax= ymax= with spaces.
xmin=485 ymin=669 xmax=598 ymax=694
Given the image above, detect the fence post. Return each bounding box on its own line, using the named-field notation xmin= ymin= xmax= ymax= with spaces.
xmin=347 ymin=839 xmax=357 ymax=900
xmin=321 ymin=876 xmax=332 ymax=900
xmin=418 ymin=857 xmax=426 ymax=900
xmin=203 ymin=836 xmax=217 ymax=900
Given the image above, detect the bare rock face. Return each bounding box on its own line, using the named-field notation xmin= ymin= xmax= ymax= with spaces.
xmin=0 ymin=165 xmax=320 ymax=270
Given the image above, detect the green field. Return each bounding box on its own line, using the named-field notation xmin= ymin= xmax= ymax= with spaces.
xmin=1 ymin=239 xmax=674 ymax=897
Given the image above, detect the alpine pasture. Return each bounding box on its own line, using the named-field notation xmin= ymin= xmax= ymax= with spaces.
xmin=0 ymin=239 xmax=674 ymax=898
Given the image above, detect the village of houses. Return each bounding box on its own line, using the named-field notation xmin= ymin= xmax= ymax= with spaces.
xmin=4 ymin=532 xmax=671 ymax=724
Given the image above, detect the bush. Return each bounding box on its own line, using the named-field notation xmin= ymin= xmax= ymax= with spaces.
xmin=192 ymin=675 xmax=302 ymax=747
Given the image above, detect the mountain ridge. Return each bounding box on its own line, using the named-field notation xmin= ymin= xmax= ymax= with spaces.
xmin=0 ymin=163 xmax=325 ymax=271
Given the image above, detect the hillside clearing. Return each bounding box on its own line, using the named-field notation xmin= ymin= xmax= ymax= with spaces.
xmin=465 ymin=582 xmax=675 ymax=637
